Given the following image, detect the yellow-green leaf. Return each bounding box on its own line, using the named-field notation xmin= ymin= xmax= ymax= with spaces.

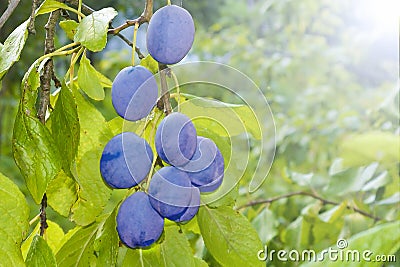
xmin=74 ymin=7 xmax=117 ymax=52
xmin=59 ymin=20 xmax=79 ymax=40
xmin=25 ymin=235 xmax=57 ymax=267
xmin=198 ymin=206 xmax=264 ymax=267
xmin=0 ymin=172 xmax=30 ymax=267
xmin=78 ymin=53 xmax=105 ymax=100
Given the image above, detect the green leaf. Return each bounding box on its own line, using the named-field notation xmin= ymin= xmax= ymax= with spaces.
xmin=74 ymin=90 xmax=112 ymax=157
xmin=318 ymin=201 xmax=348 ymax=223
xmin=0 ymin=172 xmax=30 ymax=267
xmin=93 ymin=210 xmax=119 ymax=266
xmin=22 ymin=220 xmax=64 ymax=260
xmin=193 ymin=258 xmax=208 ymax=267
xmin=46 ymin=171 xmax=78 ymax=217
xmin=56 ymin=212 xmax=118 ymax=266
xmin=78 ymin=53 xmax=105 ymax=100
xmin=36 ymin=0 xmax=71 ymax=16
xmin=198 ymin=206 xmax=264 ymax=267
xmin=74 ymin=7 xmax=118 ymax=52
xmin=160 ymin=225 xmax=196 ymax=267
xmin=69 ymin=92 xmax=112 ymax=225
xmin=56 ymin=223 xmax=98 ymax=266
xmin=0 ymin=20 xmax=29 ymax=82
xmin=97 ymin=70 xmax=113 ymax=88
xmin=71 ymin=149 xmax=112 ymax=226
xmin=301 ymin=222 xmax=400 ymax=267
xmin=59 ymin=20 xmax=79 ymax=40
xmin=122 ymin=225 xmax=196 ymax=267
xmin=106 ymin=116 xmax=144 ymax=136
xmin=25 ymin=235 xmax=57 ymax=267
xmin=252 ymin=208 xmax=279 ymax=244
xmin=340 ymin=131 xmax=400 ymax=167
xmin=180 ymin=93 xmax=261 ymax=139
xmin=122 ymin=247 xmax=163 ymax=267
xmin=140 ymin=55 xmax=159 ymax=74
xmin=12 ymin=66 xmax=61 ymax=203
xmin=51 ymin=83 xmax=80 ymax=173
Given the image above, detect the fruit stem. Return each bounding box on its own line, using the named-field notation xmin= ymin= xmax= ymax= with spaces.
xmin=170 ymin=70 xmax=181 ymax=112
xmin=167 ymin=0 xmax=171 ymax=5
xmin=131 ymin=22 xmax=140 ymax=66
xmin=158 ymin=63 xmax=173 ymax=115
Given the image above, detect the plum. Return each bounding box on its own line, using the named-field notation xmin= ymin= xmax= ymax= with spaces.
xmin=195 ymin=174 xmax=223 ymax=193
xmin=100 ymin=132 xmax=153 ymax=189
xmin=174 ymin=186 xmax=200 ymax=222
xmin=111 ymin=65 xmax=158 ymax=121
xmin=155 ymin=112 xmax=197 ymax=167
xmin=182 ymin=137 xmax=224 ymax=192
xmin=146 ymin=5 xmax=195 ymax=64
xmin=148 ymin=166 xmax=193 ymax=220
xmin=116 ymin=192 xmax=164 ymax=248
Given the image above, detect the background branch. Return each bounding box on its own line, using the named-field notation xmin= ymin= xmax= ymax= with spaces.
xmin=236 ymin=191 xmax=384 ymax=222
xmin=0 ymin=0 xmax=21 ymax=30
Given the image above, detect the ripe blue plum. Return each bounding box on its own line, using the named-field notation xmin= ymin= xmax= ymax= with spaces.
xmin=174 ymin=186 xmax=200 ymax=222
xmin=116 ymin=192 xmax=164 ymax=248
xmin=148 ymin=166 xmax=193 ymax=220
xmin=146 ymin=5 xmax=195 ymax=64
xmin=111 ymin=66 xmax=158 ymax=121
xmin=182 ymin=137 xmax=224 ymax=192
xmin=195 ymin=174 xmax=223 ymax=193
xmin=155 ymin=112 xmax=197 ymax=167
xmin=100 ymin=132 xmax=153 ymax=189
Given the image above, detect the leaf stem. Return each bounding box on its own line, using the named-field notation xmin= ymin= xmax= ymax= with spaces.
xmin=29 ymin=214 xmax=40 ymax=225
xmin=78 ymin=0 xmax=83 ymax=21
xmin=63 ymin=5 xmax=85 ymax=18
xmin=65 ymin=47 xmax=84 ymax=82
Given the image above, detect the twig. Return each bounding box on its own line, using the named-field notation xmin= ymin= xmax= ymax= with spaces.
xmin=108 ymin=0 xmax=153 ymax=35
xmin=63 ymin=0 xmax=146 ymax=55
xmin=115 ymin=33 xmax=145 ymax=59
xmin=39 ymin=194 xmax=48 ymax=236
xmin=28 ymin=0 xmax=39 ymax=34
xmin=236 ymin=191 xmax=384 ymax=222
xmin=158 ymin=63 xmax=172 ymax=115
xmin=0 ymin=0 xmax=21 ymax=30
xmin=37 ymin=10 xmax=60 ymax=123
xmin=37 ymin=11 xmax=60 ymax=237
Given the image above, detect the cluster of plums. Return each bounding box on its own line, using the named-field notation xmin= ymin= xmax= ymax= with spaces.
xmin=100 ymin=5 xmax=224 ymax=249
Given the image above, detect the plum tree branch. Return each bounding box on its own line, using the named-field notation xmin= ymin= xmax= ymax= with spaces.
xmin=28 ymin=0 xmax=39 ymax=34
xmin=37 ymin=10 xmax=61 ymax=237
xmin=63 ymin=0 xmax=145 ymax=56
xmin=0 ymin=0 xmax=21 ymax=30
xmin=108 ymin=0 xmax=153 ymax=35
xmin=236 ymin=191 xmax=384 ymax=222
